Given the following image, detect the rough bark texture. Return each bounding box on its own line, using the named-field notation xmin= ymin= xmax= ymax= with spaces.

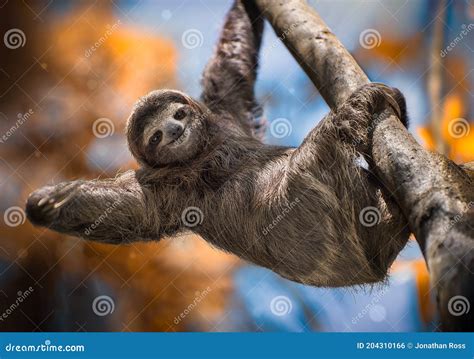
xmin=255 ymin=0 xmax=474 ymax=331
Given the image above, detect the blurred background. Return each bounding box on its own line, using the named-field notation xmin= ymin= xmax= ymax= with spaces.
xmin=0 ymin=0 xmax=472 ymax=332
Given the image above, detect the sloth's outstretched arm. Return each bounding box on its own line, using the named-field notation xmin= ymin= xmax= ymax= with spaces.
xmin=25 ymin=171 xmax=157 ymax=243
xmin=200 ymin=0 xmax=263 ymax=135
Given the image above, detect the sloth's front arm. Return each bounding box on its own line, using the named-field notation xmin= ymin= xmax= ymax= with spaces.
xmin=25 ymin=171 xmax=158 ymax=243
xmin=200 ymin=0 xmax=264 ymax=136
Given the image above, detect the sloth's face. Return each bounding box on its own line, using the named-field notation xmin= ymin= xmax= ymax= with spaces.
xmin=127 ymin=90 xmax=209 ymax=167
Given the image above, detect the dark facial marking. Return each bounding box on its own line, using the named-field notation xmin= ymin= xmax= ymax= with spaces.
xmin=173 ymin=108 xmax=187 ymax=121
xmin=149 ymin=130 xmax=163 ymax=146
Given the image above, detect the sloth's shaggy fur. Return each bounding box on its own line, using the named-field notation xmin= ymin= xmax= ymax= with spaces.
xmin=26 ymin=0 xmax=410 ymax=287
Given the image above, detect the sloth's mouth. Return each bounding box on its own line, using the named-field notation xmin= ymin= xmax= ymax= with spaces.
xmin=168 ymin=126 xmax=190 ymax=147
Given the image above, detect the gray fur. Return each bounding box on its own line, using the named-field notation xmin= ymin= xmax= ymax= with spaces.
xmin=26 ymin=1 xmax=410 ymax=287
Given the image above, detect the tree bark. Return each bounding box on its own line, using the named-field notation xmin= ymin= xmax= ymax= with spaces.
xmin=254 ymin=0 xmax=474 ymax=331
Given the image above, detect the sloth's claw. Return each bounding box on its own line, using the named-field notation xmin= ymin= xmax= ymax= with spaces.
xmin=26 ymin=181 xmax=81 ymax=227
xmin=53 ymin=190 xmax=77 ymax=209
xmin=359 ymin=82 xmax=403 ymax=120
xmin=37 ymin=196 xmax=49 ymax=207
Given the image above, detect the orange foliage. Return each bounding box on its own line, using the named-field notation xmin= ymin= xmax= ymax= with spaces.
xmin=418 ymin=94 xmax=474 ymax=163
xmin=51 ymin=6 xmax=176 ymax=110
xmin=0 ymin=3 xmax=236 ymax=332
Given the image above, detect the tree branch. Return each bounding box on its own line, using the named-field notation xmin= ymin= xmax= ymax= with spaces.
xmin=255 ymin=0 xmax=474 ymax=331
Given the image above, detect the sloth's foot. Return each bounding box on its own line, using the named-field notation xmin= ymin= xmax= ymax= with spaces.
xmin=26 ymin=181 xmax=81 ymax=227
xmin=335 ymin=82 xmax=407 ymax=153
xmin=356 ymin=82 xmax=405 ymax=122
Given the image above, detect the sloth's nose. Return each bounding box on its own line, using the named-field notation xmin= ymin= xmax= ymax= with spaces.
xmin=165 ymin=122 xmax=184 ymax=141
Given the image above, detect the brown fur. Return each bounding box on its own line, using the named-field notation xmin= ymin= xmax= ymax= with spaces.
xmin=25 ymin=0 xmax=410 ymax=287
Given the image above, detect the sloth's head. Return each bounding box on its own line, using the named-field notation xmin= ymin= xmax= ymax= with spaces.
xmin=127 ymin=89 xmax=211 ymax=167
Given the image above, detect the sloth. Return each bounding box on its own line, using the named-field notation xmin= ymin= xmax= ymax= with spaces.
xmin=26 ymin=0 xmax=410 ymax=287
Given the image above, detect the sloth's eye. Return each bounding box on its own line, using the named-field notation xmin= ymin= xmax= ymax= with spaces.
xmin=149 ymin=131 xmax=162 ymax=145
xmin=173 ymin=108 xmax=186 ymax=120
